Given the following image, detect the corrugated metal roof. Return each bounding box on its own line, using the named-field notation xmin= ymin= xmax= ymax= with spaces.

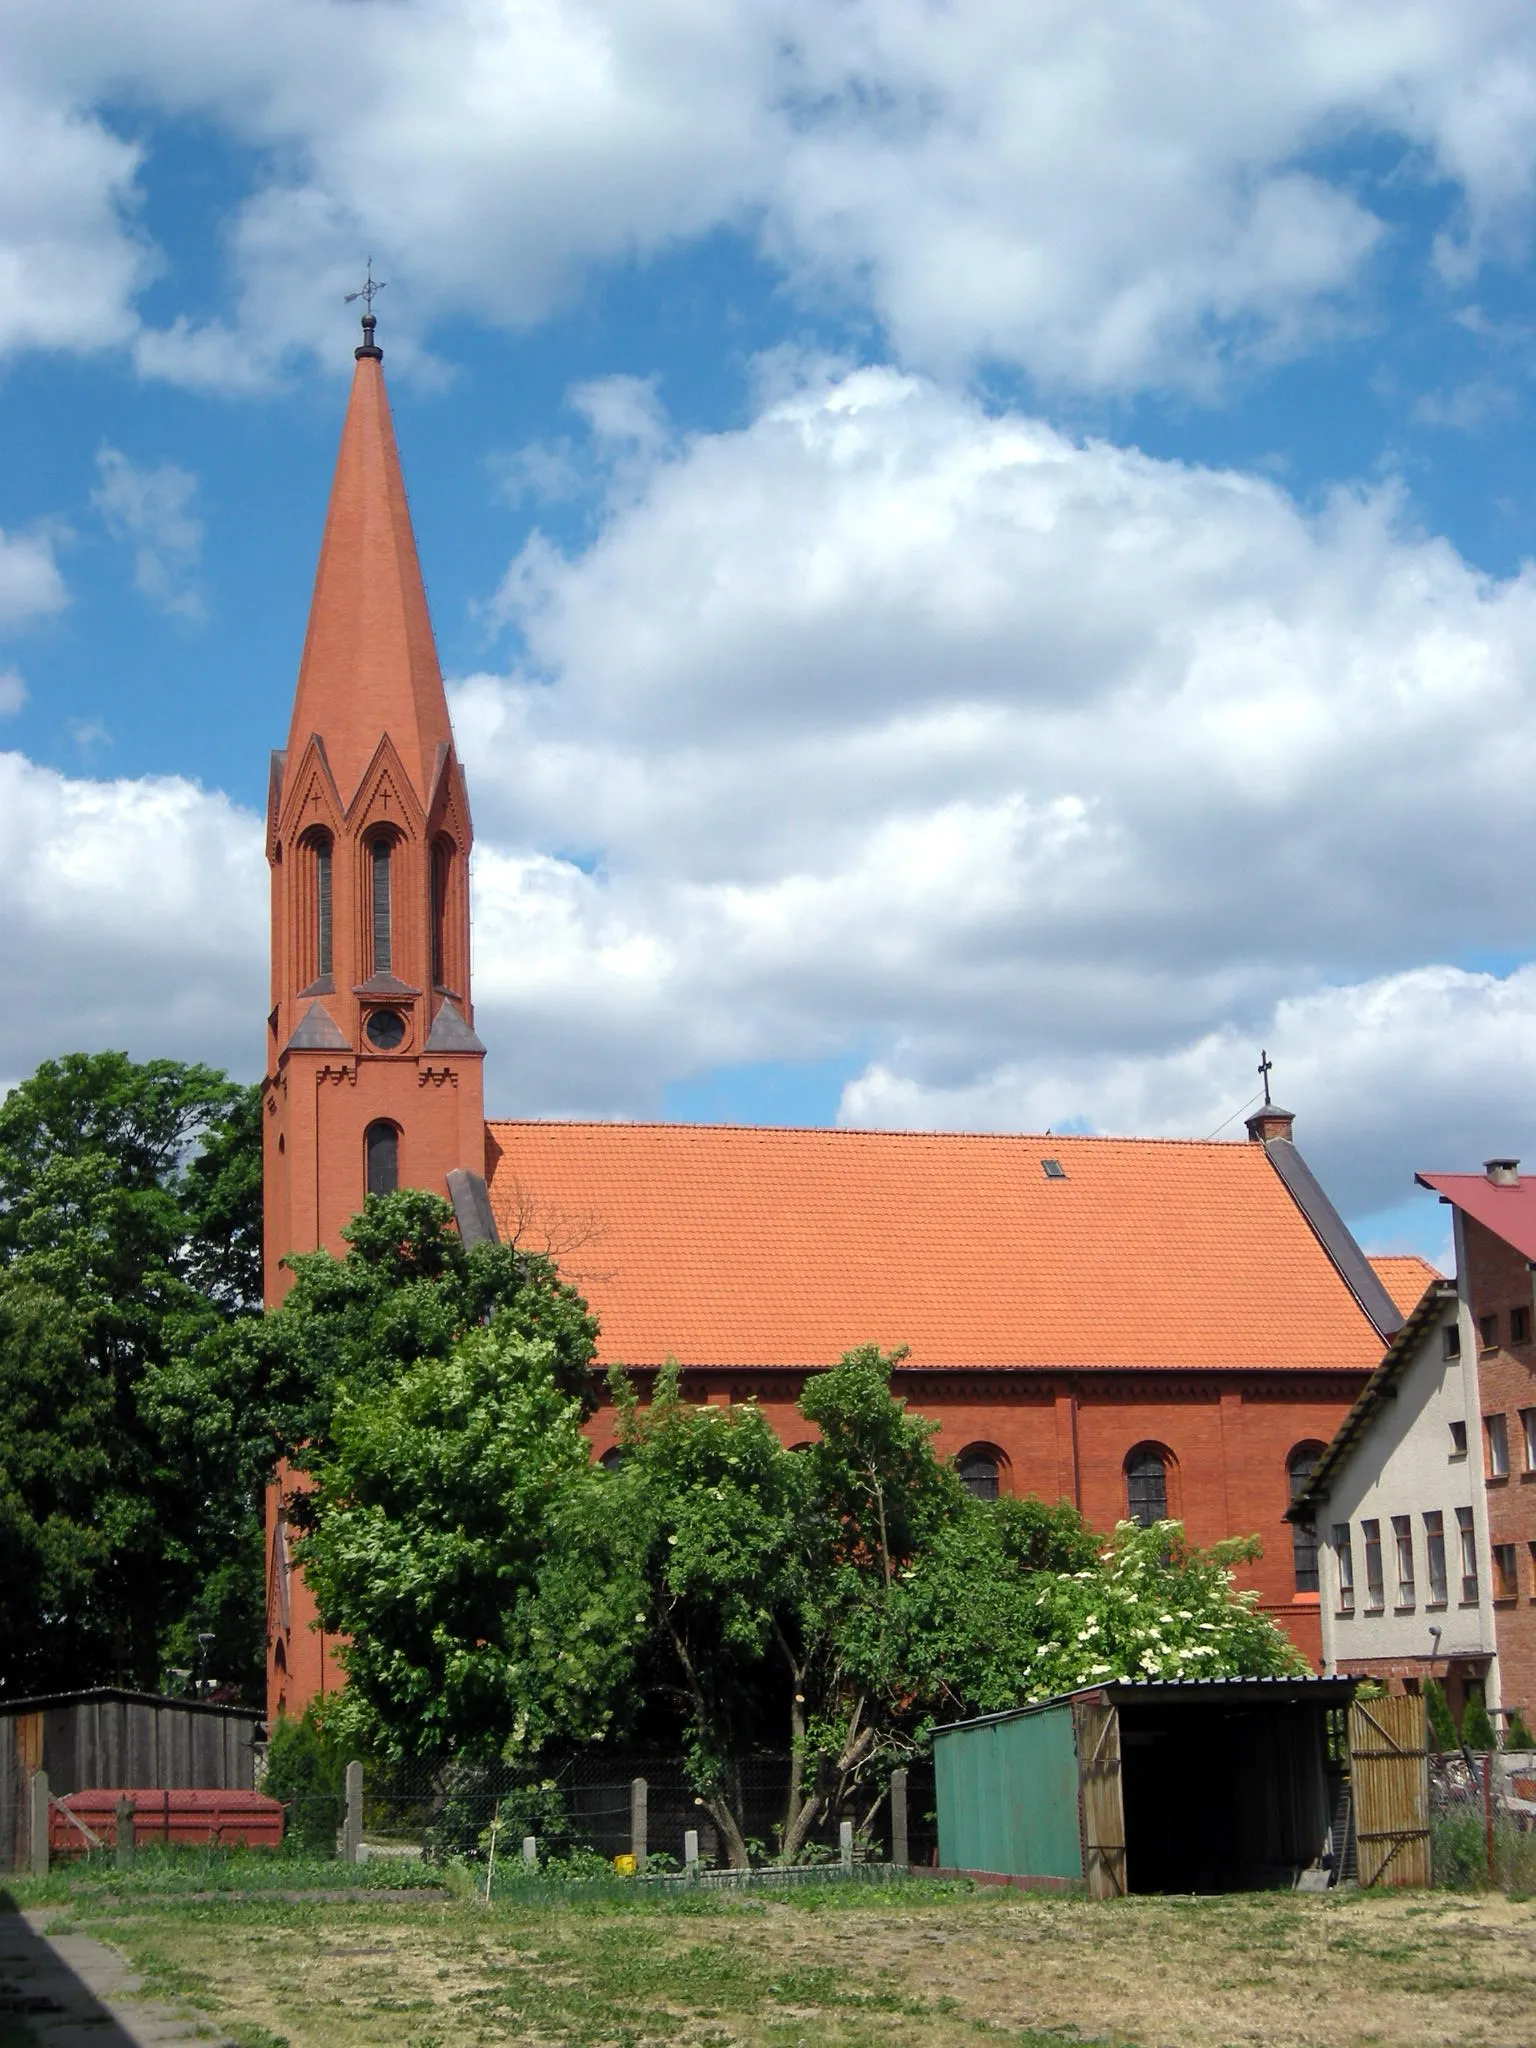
xmin=934 ymin=1674 xmax=1357 ymax=1736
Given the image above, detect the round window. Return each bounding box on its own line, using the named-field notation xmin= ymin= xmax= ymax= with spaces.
xmin=365 ymin=1008 xmax=407 ymax=1051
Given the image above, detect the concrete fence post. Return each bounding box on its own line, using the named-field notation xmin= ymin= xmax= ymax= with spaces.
xmin=521 ymin=1835 xmax=538 ymax=1869
xmin=839 ymin=1819 xmax=854 ymax=1873
xmin=115 ymin=1796 xmax=136 ymax=1871
xmin=684 ymin=1828 xmax=699 ymax=1875
xmin=630 ymin=1776 xmax=648 ymax=1872
xmin=890 ymin=1769 xmax=909 ymax=1872
xmin=343 ymin=1760 xmax=364 ymax=1865
xmin=29 ymin=1772 xmax=49 ymax=1880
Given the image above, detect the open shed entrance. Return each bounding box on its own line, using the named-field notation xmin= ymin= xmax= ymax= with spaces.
xmin=1114 ymin=1688 xmax=1344 ymax=1893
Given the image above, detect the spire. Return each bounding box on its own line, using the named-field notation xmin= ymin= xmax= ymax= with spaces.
xmin=285 ymin=331 xmax=452 ymax=810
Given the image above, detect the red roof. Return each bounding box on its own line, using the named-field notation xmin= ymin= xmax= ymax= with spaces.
xmin=485 ymin=1122 xmax=1388 ymax=1372
xmin=1367 ymin=1254 xmax=1442 ymax=1318
xmin=1415 ymin=1171 xmax=1536 ymax=1262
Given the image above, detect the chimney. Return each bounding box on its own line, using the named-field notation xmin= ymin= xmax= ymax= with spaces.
xmin=1485 ymin=1158 xmax=1520 ymax=1187
xmin=1245 ymin=1104 xmax=1296 ymax=1145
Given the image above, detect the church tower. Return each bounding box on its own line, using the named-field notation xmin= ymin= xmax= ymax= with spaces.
xmin=262 ymin=308 xmax=486 ymax=1304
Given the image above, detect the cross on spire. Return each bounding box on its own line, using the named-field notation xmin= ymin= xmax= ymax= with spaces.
xmin=346 ymin=259 xmax=387 ymax=360
xmin=1258 ymin=1048 xmax=1273 ymax=1107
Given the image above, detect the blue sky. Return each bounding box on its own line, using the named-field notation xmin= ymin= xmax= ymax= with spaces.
xmin=11 ymin=2 xmax=1536 ymax=1263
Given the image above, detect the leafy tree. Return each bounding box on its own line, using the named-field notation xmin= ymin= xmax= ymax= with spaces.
xmin=1461 ymin=1689 xmax=1498 ymax=1753
xmin=1426 ymin=1676 xmax=1458 ymax=1753
xmin=0 ymin=1054 xmax=262 ymax=1696
xmin=264 ymin=1705 xmax=347 ymax=1852
xmin=298 ymin=1322 xmax=638 ymax=1762
xmin=247 ymin=1189 xmax=599 ymax=1477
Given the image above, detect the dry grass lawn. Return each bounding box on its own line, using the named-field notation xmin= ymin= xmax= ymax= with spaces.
xmin=27 ymin=1881 xmax=1536 ymax=2048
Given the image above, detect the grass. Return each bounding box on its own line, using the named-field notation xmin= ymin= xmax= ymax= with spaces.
xmin=5 ymin=1868 xmax=1536 ymax=2046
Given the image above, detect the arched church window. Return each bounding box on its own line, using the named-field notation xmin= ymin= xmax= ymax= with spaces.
xmin=370 ymin=838 xmax=393 ymax=977
xmin=957 ymin=1445 xmax=1002 ymax=1500
xmin=1287 ymin=1441 xmax=1325 ymax=1592
xmin=598 ymin=1447 xmax=625 ymax=1472
xmin=314 ymin=834 xmax=333 ymax=980
xmin=430 ymin=838 xmax=453 ymax=990
xmin=365 ymin=1119 xmax=399 ymax=1197
xmin=1125 ymin=1445 xmax=1170 ymax=1527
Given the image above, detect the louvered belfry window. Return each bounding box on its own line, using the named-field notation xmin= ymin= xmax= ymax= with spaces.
xmin=371 ymin=838 xmax=392 ymax=976
xmin=315 ymin=837 xmax=333 ymax=979
xmin=431 ymin=839 xmax=450 ymax=988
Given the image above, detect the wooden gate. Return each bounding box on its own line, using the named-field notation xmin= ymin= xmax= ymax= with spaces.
xmin=1348 ymin=1695 xmax=1429 ymax=1887
xmin=1074 ymin=1698 xmax=1127 ymax=1898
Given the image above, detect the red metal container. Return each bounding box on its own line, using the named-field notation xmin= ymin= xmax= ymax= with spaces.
xmin=51 ymin=1788 xmax=284 ymax=1854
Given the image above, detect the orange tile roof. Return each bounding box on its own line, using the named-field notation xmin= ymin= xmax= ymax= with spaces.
xmin=484 ymin=1122 xmax=1387 ymax=1372
xmin=1366 ymin=1254 xmax=1442 ymax=1319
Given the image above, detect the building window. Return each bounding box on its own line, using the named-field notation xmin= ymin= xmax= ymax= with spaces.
xmin=1424 ymin=1510 xmax=1447 ymax=1606
xmin=1361 ymin=1520 xmax=1384 ymax=1611
xmin=1479 ymin=1312 xmax=1498 ymax=1352
xmin=1333 ymin=1525 xmax=1355 ymax=1615
xmin=1449 ymin=1419 xmax=1468 ymax=1460
xmin=430 ymin=838 xmax=453 ymax=989
xmin=364 ymin=1119 xmax=399 ymax=1197
xmin=314 ymin=833 xmax=333 ymax=980
xmin=1486 ymin=1413 xmax=1510 ymax=1479
xmin=1287 ymin=1443 xmax=1324 ymax=1592
xmin=1443 ymin=1321 xmax=1461 ymax=1360
xmin=1512 ymin=1306 xmax=1531 ymax=1346
xmin=1125 ymin=1446 xmax=1170 ymax=1527
xmin=1493 ymin=1544 xmax=1519 ymax=1602
xmin=1393 ymin=1515 xmax=1415 ymax=1606
xmin=1523 ymin=1410 xmax=1536 ymax=1473
xmin=957 ymin=1446 xmax=1002 ymax=1501
xmin=370 ymin=838 xmax=393 ymax=977
xmin=1456 ymin=1506 xmax=1478 ymax=1603
xmin=598 ymin=1447 xmax=625 ymax=1472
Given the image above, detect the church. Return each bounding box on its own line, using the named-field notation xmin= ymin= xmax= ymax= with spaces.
xmin=263 ymin=315 xmax=1434 ymax=1724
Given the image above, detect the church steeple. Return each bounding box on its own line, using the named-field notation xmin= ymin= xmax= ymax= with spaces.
xmin=284 ymin=320 xmax=453 ymax=812
xmin=262 ymin=311 xmax=486 ymax=1306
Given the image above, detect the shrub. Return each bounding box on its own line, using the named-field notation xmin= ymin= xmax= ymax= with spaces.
xmin=1503 ymin=1707 xmax=1534 ymax=1752
xmin=264 ymin=1708 xmax=345 ymax=1853
xmin=1461 ymin=1691 xmax=1498 ymax=1754
xmin=1425 ymin=1679 xmax=1458 ymax=1753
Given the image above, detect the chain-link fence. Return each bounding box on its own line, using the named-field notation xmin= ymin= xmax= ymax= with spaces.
xmin=1429 ymin=1751 xmax=1536 ymax=1891
xmin=358 ymin=1752 xmax=937 ymax=1874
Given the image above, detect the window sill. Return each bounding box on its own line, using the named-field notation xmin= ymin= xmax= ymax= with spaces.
xmin=1290 ymin=1591 xmax=1320 ymax=1606
xmin=1364 ymin=1605 xmax=1386 ymax=1617
xmin=1426 ymin=1599 xmax=1448 ymax=1612
xmin=1336 ymin=1609 xmax=1355 ymax=1621
xmin=1459 ymin=1599 xmax=1481 ymax=1609
xmin=1486 ymin=1474 xmax=1510 ymax=1488
xmin=1394 ymin=1603 xmax=1417 ymax=1615
xmin=1449 ymin=1452 xmax=1468 ymax=1464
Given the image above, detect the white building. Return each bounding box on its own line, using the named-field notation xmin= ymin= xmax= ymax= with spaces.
xmin=1289 ymin=1277 xmax=1501 ymax=1721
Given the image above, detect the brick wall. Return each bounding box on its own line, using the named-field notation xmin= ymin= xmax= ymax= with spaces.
xmin=1462 ymin=1215 xmax=1536 ymax=1724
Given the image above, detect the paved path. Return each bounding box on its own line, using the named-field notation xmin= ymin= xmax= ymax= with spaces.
xmin=0 ymin=1909 xmax=232 ymax=2046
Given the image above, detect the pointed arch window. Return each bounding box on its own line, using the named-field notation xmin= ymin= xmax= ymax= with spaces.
xmin=364 ymin=1119 xmax=399 ymax=1197
xmin=315 ymin=835 xmax=333 ymax=980
xmin=370 ymin=838 xmax=393 ymax=977
xmin=430 ymin=838 xmax=453 ymax=990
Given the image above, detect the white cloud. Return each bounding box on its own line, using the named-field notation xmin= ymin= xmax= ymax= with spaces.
xmin=91 ymin=448 xmax=204 ymax=618
xmin=8 ymin=3 xmax=1536 ymax=389
xmin=445 ymin=363 xmax=1536 ymax=1215
xmin=0 ymin=752 xmax=264 ymax=1081
xmin=0 ymin=670 xmax=25 ymax=716
xmin=0 ymin=528 xmax=67 ymax=628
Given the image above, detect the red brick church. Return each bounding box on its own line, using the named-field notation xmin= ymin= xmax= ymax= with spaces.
xmin=264 ymin=317 xmax=1434 ymax=1722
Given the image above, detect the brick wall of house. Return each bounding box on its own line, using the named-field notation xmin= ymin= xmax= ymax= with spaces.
xmin=1462 ymin=1214 xmax=1536 ymax=1725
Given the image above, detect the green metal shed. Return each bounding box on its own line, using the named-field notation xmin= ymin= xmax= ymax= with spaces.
xmin=934 ymin=1675 xmax=1356 ymax=1896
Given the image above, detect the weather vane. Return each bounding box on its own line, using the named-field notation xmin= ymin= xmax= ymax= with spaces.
xmin=1257 ymin=1048 xmax=1273 ymax=1107
xmin=345 ymin=259 xmax=387 ymax=315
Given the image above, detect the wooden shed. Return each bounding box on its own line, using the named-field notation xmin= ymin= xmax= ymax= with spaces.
xmin=2 ymin=1688 xmax=264 ymax=1871
xmin=935 ymin=1676 xmax=1357 ymax=1896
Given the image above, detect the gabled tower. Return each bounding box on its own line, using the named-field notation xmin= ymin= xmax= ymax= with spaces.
xmin=263 ymin=310 xmax=485 ymax=1304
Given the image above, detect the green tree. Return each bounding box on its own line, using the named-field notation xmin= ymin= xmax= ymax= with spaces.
xmin=0 ymin=1054 xmax=262 ymax=1696
xmin=245 ymin=1188 xmax=599 ymax=1476
xmin=298 ymin=1322 xmax=640 ymax=1762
